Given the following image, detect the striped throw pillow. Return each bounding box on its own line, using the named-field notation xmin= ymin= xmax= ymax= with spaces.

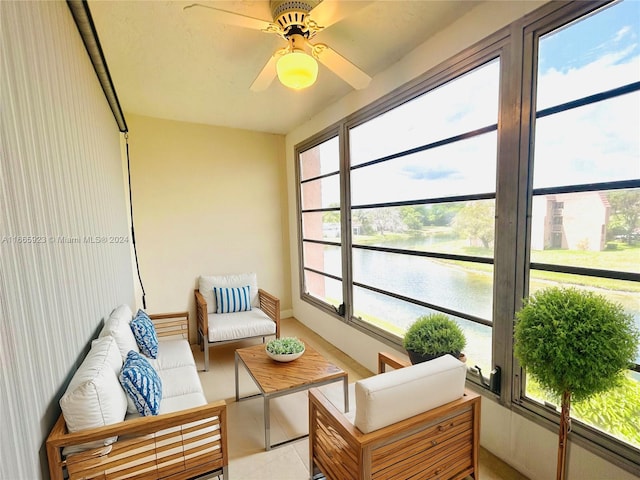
xmin=213 ymin=285 xmax=252 ymax=314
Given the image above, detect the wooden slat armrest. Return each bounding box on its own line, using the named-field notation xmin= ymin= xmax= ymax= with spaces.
xmin=148 ymin=311 xmax=189 ymax=321
xmin=309 ymin=387 xmax=362 ymax=444
xmin=194 ymin=289 xmax=208 ymax=337
xmin=47 ymin=400 xmax=227 ymax=449
xmin=149 ymin=311 xmax=189 ymax=340
xmin=378 ymin=351 xmax=411 ymax=373
xmin=258 ymin=288 xmax=280 ymax=338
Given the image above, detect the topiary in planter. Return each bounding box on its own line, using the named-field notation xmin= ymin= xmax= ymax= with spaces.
xmin=514 ymin=286 xmax=639 ymax=480
xmin=403 ymin=313 xmax=466 ymax=364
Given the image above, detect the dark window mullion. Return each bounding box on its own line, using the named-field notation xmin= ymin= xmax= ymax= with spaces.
xmin=300 ymin=170 xmax=340 ymax=184
xmin=352 ymin=192 xmax=496 ymax=211
xmin=353 ymin=281 xmax=493 ymax=328
xmin=530 ymin=263 xmax=640 ymax=283
xmin=351 ymin=124 xmax=498 ymax=171
xmin=532 ymin=179 xmax=640 ymax=197
xmin=303 ymin=266 xmax=342 ymax=283
xmin=353 ymin=243 xmax=494 ymax=265
xmin=536 ymin=81 xmax=640 ymax=119
xmin=302 ymin=238 xmax=341 ymax=248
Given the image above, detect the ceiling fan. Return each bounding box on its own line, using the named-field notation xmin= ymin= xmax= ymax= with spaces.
xmin=184 ymin=0 xmax=372 ymax=91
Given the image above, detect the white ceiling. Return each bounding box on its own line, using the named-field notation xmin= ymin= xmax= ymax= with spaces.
xmin=88 ymin=1 xmax=480 ymax=134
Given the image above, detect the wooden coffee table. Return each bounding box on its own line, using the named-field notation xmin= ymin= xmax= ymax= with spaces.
xmin=234 ymin=340 xmax=348 ymax=450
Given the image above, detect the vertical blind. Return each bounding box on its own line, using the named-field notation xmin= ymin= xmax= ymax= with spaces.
xmin=0 ymin=1 xmax=134 ymax=477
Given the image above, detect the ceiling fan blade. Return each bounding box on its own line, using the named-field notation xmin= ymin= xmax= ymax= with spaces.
xmin=312 ymin=44 xmax=371 ymax=90
xmin=250 ymin=54 xmax=279 ymax=92
xmin=183 ymin=3 xmax=273 ymax=31
xmin=309 ymin=0 xmax=373 ymax=29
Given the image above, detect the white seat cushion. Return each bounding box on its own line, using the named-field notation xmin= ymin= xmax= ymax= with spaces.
xmin=199 ymin=273 xmax=259 ymax=314
xmin=158 ymin=365 xmax=204 ymax=399
xmin=207 ymin=308 xmax=276 ymax=342
xmin=125 ymin=391 xmax=207 ymax=419
xmin=148 ymin=339 xmax=195 ymax=371
xmin=354 ymin=354 xmax=466 ymax=434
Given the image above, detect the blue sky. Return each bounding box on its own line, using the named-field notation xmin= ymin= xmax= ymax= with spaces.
xmin=538 ymin=0 xmax=639 ymax=75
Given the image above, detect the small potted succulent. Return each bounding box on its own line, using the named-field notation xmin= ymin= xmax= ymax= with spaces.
xmin=266 ymin=337 xmax=306 ymax=362
xmin=403 ymin=313 xmax=466 ymax=364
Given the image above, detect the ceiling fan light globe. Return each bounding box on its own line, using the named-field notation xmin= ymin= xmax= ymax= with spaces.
xmin=276 ymin=51 xmax=318 ymax=90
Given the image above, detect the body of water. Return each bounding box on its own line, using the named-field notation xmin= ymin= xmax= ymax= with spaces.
xmin=323 ymin=236 xmax=640 ymax=367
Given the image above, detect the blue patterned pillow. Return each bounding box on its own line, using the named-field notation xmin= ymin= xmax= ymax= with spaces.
xmin=119 ymin=351 xmax=162 ymax=416
xmin=213 ymin=285 xmax=252 ymax=314
xmin=130 ymin=310 xmax=158 ymax=359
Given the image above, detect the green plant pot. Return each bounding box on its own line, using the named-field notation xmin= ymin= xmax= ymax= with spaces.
xmin=407 ymin=350 xmax=460 ymax=365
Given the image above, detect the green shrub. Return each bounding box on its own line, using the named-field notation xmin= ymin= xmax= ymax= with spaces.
xmin=515 ymin=286 xmax=638 ymax=402
xmin=403 ymin=313 xmax=466 ymax=356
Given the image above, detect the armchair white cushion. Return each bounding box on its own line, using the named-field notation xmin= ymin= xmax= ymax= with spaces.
xmin=199 ymin=273 xmax=259 ymax=313
xmin=195 ymin=273 xmax=280 ymax=371
xmin=206 ymin=309 xmax=276 ymax=342
xmin=354 ymin=354 xmax=466 ymax=433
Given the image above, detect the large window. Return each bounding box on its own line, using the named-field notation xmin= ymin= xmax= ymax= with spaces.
xmin=524 ymin=0 xmax=640 ymax=451
xmin=298 ymin=134 xmax=343 ymax=311
xmin=348 ymin=59 xmax=500 ymax=374
xmin=295 ymin=0 xmax=639 ymax=470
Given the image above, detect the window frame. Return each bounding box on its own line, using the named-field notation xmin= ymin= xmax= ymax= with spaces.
xmin=514 ymin=0 xmax=640 ymax=470
xmin=296 ymin=125 xmax=345 ymax=318
xmin=294 ymin=0 xmax=639 ymax=472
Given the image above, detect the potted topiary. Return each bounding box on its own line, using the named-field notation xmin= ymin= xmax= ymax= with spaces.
xmin=265 ymin=337 xmax=305 ymax=363
xmin=403 ymin=313 xmax=467 ymax=364
xmin=514 ymin=286 xmax=639 ymax=480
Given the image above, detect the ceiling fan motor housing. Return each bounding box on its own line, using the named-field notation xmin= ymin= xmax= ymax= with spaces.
xmin=270 ymin=0 xmax=321 ymax=38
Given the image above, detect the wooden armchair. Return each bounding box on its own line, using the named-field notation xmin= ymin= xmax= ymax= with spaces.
xmin=195 ymin=272 xmax=280 ymax=371
xmin=309 ymin=352 xmax=480 ymax=480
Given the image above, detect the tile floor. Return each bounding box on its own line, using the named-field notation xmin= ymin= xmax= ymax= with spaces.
xmin=193 ymin=317 xmax=529 ymax=480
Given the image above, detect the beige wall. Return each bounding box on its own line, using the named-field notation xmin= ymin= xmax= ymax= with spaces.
xmin=284 ymin=1 xmax=636 ymax=480
xmin=126 ymin=114 xmax=291 ymax=341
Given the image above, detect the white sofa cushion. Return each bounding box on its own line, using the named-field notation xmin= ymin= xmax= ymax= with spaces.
xmin=199 ymin=273 xmax=259 ymax=314
xmin=59 ymin=336 xmax=128 ymax=441
xmin=206 ymin=309 xmax=276 ymax=342
xmin=99 ymin=304 xmax=139 ymax=360
xmin=89 ymin=335 xmax=123 ymax=373
xmin=148 ymin=339 xmax=196 ymax=371
xmin=354 ymin=354 xmax=466 ymax=434
xmin=125 ymin=391 xmax=207 ymax=420
xmin=158 ymin=365 xmax=204 ymax=399
xmin=109 ymin=304 xmax=133 ymax=324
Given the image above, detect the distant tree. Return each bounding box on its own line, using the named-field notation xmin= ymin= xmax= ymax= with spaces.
xmin=608 ymin=191 xmax=640 ymax=244
xmin=400 ymin=205 xmax=427 ymax=231
xmin=322 ymin=203 xmax=341 ymax=224
xmin=425 ymin=203 xmax=464 ymax=226
xmin=453 ymin=201 xmax=495 ymax=248
xmin=369 ymin=208 xmax=403 ymax=235
xmin=352 ymin=209 xmax=375 ymax=235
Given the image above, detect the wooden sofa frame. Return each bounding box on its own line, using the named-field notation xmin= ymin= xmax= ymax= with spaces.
xmin=194 ymin=288 xmax=280 ymax=371
xmin=308 ymin=352 xmax=480 ymax=480
xmin=46 ymin=312 xmax=229 ymax=480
